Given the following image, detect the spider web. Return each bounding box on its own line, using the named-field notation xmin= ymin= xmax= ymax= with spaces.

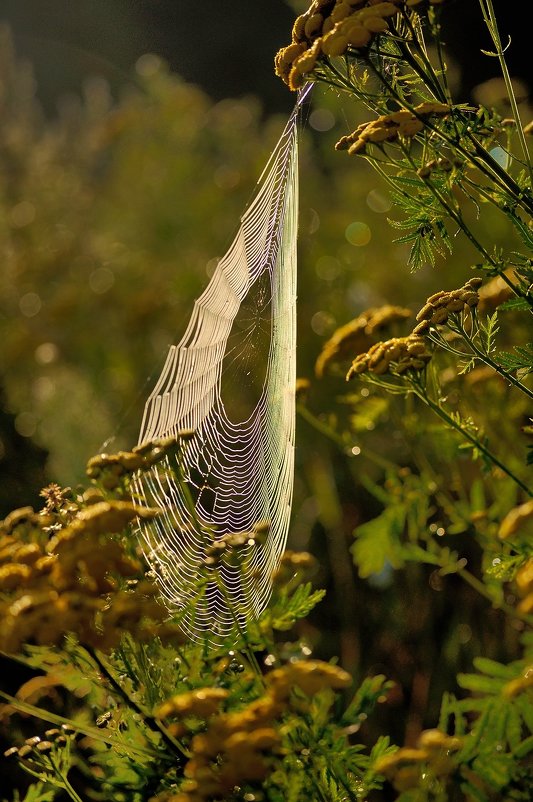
xmin=134 ymin=93 xmax=305 ymax=645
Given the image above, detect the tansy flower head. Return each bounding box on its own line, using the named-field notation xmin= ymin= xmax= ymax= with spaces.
xmin=347 ymin=335 xmax=431 ymax=379
xmin=315 ymin=305 xmax=411 ymax=377
xmin=336 ymin=102 xmax=450 ymax=155
xmin=266 ymin=659 xmax=352 ymax=699
xmin=156 ymin=688 xmax=229 ymax=720
xmin=415 ymin=279 xmax=482 ymax=327
xmin=276 ymin=0 xmax=402 ymax=91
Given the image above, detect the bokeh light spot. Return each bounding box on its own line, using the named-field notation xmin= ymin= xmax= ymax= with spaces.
xmin=19 ymin=292 xmax=42 ymax=317
xmin=136 ymin=53 xmax=162 ymax=77
xmin=311 ymin=310 xmax=336 ymax=336
xmin=89 ymin=267 xmax=115 ymax=294
xmin=366 ymin=189 xmax=392 ymax=213
xmin=345 ymin=221 xmax=371 ymax=246
xmin=309 ymin=108 xmax=335 ymax=132
xmin=315 ymin=255 xmax=341 ymax=281
xmin=35 ymin=342 xmax=59 ymax=365
xmin=15 ymin=412 xmax=37 ymax=438
xmin=34 ymin=376 xmax=56 ymax=402
xmin=9 ymin=200 xmax=36 ymax=228
xmin=489 ymin=146 xmax=509 ymax=169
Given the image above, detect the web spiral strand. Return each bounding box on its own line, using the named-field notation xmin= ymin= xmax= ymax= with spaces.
xmin=135 ymin=94 xmax=304 ymax=645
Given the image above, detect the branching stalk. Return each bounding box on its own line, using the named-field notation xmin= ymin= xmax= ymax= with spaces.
xmin=409 ymin=376 xmax=532 ymax=497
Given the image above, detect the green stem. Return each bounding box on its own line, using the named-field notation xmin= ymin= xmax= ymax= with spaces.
xmin=455 ymin=563 xmax=533 ymax=625
xmin=85 ymin=645 xmax=189 ymax=758
xmin=322 ymin=60 xmax=357 ymax=94
xmin=478 ymin=0 xmax=533 ymax=187
xmin=363 ymin=56 xmax=533 ymax=215
xmin=464 ymin=129 xmax=533 ymax=216
xmin=410 ymin=381 xmax=532 ymax=497
xmin=399 ymin=143 xmax=519 ymax=286
xmin=0 ymin=690 xmax=158 ymax=759
xmin=393 ymin=13 xmax=447 ymax=103
xmin=417 ymin=170 xmax=496 ymax=265
xmin=297 ymin=403 xmax=395 ymax=470
xmin=51 ymin=761 xmax=86 ymax=802
xmin=416 ymin=551 xmax=533 ymax=626
xmin=213 ymin=572 xmax=265 ymax=681
xmin=454 ymin=319 xmax=533 ymax=400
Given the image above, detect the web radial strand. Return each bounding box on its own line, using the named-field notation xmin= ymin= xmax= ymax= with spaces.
xmin=135 ymin=99 xmax=301 ymax=646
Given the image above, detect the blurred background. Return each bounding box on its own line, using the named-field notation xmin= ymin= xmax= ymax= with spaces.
xmin=1 ymin=0 xmax=529 ymax=499
xmin=0 ymin=0 xmax=531 ymax=765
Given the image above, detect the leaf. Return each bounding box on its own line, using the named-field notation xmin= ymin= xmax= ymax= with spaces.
xmin=514 ymin=735 xmax=533 ymax=759
xmin=2 ymin=785 xmax=56 ymax=802
xmin=498 ymin=297 xmax=531 ymax=312
xmin=457 ymin=673 xmax=505 ymax=694
xmin=477 ymin=311 xmax=499 ymax=355
xmin=265 ymin=583 xmax=326 ymax=632
xmin=351 ymin=505 xmax=406 ymax=578
xmin=506 ymin=208 xmax=533 ymax=250
xmin=472 ymin=657 xmax=516 ymax=679
xmin=472 ymin=752 xmax=513 ymax=791
xmin=342 ymin=675 xmax=393 ymax=725
xmin=497 ymin=343 xmax=533 ymax=375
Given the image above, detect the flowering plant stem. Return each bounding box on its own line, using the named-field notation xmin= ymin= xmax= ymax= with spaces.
xmin=450 ymin=317 xmax=533 ymax=401
xmin=361 ymin=55 xmax=533 ymax=219
xmin=408 ymin=375 xmax=532 ymax=497
xmin=478 ymin=0 xmax=533 ymax=187
xmin=297 ymin=402 xmax=396 ymax=470
xmin=85 ymin=645 xmax=188 ymax=759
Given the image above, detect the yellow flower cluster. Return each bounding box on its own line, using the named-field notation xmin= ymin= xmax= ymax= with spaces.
xmin=160 ymin=693 xmax=283 ymax=801
xmin=346 ymin=335 xmax=431 ymax=379
xmin=0 ymin=499 xmax=172 ymax=653
xmin=266 ymin=659 xmax=352 ymax=698
xmin=335 ymin=102 xmax=451 ymax=155
xmin=315 ymin=304 xmax=412 ymax=377
xmin=275 ymin=1 xmax=402 ymax=91
xmin=156 ymin=688 xmax=229 ymax=723
xmin=374 ymin=728 xmax=462 ymax=792
xmin=414 ymin=278 xmax=483 ymax=329
xmin=156 ymin=660 xmax=351 ymax=802
xmin=203 ymin=521 xmax=270 ymax=568
xmin=86 ymin=432 xmax=194 ymax=490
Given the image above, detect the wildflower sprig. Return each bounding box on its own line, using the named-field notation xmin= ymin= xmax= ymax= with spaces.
xmin=343 ymin=321 xmax=532 ymax=497
xmin=277 ymin=0 xmax=533 ymax=308
xmin=4 ymin=727 xmax=82 ymax=802
xmin=415 ymin=280 xmax=533 ymax=401
xmin=0 ymin=440 xmax=399 ymax=802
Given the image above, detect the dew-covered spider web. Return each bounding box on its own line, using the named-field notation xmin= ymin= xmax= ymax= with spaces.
xmin=135 ymin=90 xmax=308 ymax=645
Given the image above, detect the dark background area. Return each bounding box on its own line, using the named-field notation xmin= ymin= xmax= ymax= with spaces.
xmin=0 ymin=0 xmax=530 ymax=118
